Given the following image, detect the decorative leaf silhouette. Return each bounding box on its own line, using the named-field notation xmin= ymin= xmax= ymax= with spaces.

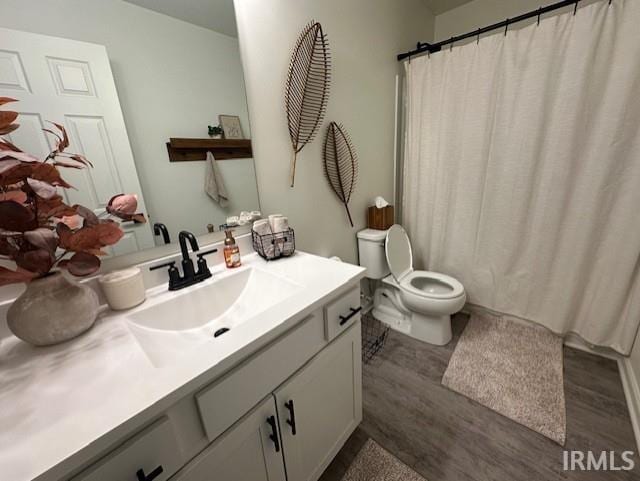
xmin=15 ymin=249 xmax=54 ymax=275
xmin=0 ymin=266 xmax=36 ymax=287
xmin=0 ymin=98 xmax=139 ymax=285
xmin=26 ymin=179 xmax=57 ymax=199
xmin=285 ymin=21 xmax=331 ymax=187
xmin=74 ymin=205 xmax=99 ymax=226
xmin=57 ymin=221 xmax=123 ymax=253
xmin=35 ymin=195 xmax=76 ymax=220
xmin=24 ymin=228 xmax=57 ymax=255
xmin=0 ymin=98 xmax=19 ymax=135
xmin=0 ymin=201 xmax=36 ymax=232
xmin=323 ymin=122 xmax=358 ymax=227
xmin=0 ymin=190 xmax=27 ymax=203
xmin=63 ymin=252 xmax=101 ymax=277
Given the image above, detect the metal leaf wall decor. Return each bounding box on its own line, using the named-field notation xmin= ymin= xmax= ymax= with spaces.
xmin=323 ymin=122 xmax=358 ymax=227
xmin=285 ymin=21 xmax=331 ymax=187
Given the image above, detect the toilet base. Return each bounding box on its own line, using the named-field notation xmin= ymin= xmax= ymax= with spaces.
xmin=373 ymin=288 xmax=453 ymax=346
xmin=410 ymin=312 xmax=452 ymax=346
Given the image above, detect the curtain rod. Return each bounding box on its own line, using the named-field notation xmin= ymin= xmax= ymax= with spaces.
xmin=397 ymin=0 xmax=611 ymax=61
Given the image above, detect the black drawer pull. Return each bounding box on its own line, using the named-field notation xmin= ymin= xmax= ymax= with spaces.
xmin=267 ymin=415 xmax=281 ymax=452
xmin=285 ymin=400 xmax=297 ymax=435
xmin=339 ymin=306 xmax=362 ymax=326
xmin=136 ymin=465 xmax=163 ymax=481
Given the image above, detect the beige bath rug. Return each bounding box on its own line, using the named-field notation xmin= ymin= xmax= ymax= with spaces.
xmin=341 ymin=439 xmax=427 ymax=481
xmin=442 ymin=312 xmax=566 ymax=445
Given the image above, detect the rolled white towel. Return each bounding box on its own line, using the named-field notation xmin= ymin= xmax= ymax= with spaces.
xmin=269 ymin=214 xmax=289 ymax=233
xmin=239 ymin=211 xmax=256 ymax=225
xmin=226 ymin=216 xmax=239 ymax=226
xmin=252 ymin=219 xmax=272 ymax=235
xmin=253 ymin=219 xmax=274 ymax=257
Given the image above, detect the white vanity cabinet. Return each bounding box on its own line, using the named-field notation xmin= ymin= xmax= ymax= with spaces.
xmin=172 ymin=321 xmax=362 ymax=481
xmin=65 ymin=286 xmax=363 ymax=481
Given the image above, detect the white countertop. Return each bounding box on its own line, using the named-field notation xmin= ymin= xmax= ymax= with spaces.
xmin=0 ymin=251 xmax=366 ymax=481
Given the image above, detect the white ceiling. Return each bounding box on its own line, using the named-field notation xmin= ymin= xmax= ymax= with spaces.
xmin=123 ymin=0 xmax=237 ymax=37
xmin=422 ymin=0 xmax=475 ymax=15
xmin=122 ymin=0 xmax=471 ymax=38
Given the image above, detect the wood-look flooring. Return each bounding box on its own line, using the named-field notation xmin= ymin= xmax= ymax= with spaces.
xmin=320 ymin=313 xmax=640 ymax=481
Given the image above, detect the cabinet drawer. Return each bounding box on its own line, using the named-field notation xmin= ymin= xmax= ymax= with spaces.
xmin=324 ymin=286 xmax=361 ymax=341
xmin=196 ymin=310 xmax=326 ymax=442
xmin=74 ymin=416 xmax=182 ymax=481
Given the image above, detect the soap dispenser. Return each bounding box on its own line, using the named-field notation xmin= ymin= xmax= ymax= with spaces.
xmin=223 ymin=229 xmax=241 ymax=268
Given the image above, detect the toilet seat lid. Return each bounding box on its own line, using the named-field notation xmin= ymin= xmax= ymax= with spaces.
xmin=385 ymin=224 xmax=413 ymax=282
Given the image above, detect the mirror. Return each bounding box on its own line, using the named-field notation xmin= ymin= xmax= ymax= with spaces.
xmin=0 ymin=0 xmax=259 ymax=259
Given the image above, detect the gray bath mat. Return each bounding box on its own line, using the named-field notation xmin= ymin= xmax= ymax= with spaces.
xmin=442 ymin=312 xmax=566 ymax=445
xmin=341 ymin=439 xmax=427 ymax=481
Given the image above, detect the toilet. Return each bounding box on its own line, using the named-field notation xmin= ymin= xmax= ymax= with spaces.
xmin=357 ymin=225 xmax=466 ymax=345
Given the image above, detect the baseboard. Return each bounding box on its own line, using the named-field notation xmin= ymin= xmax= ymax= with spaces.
xmin=618 ymin=357 xmax=640 ymax=454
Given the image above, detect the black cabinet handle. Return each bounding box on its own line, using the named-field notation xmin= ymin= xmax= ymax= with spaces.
xmin=136 ymin=465 xmax=163 ymax=481
xmin=267 ymin=415 xmax=280 ymax=452
xmin=339 ymin=306 xmax=362 ymax=326
xmin=285 ymin=400 xmax=297 ymax=435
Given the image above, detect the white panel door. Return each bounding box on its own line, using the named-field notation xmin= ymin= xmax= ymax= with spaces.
xmin=275 ymin=323 xmax=363 ymax=481
xmin=0 ymin=27 xmax=154 ymax=254
xmin=171 ymin=396 xmax=287 ymax=481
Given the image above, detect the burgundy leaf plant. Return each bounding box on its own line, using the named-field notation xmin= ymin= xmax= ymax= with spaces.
xmin=0 ymin=98 xmax=146 ymax=286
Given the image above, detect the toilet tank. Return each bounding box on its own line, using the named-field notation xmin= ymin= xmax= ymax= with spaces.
xmin=357 ymin=228 xmax=390 ymax=279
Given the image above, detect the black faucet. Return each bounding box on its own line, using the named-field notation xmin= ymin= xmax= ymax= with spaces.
xmin=153 ymin=223 xmax=171 ymax=244
xmin=179 ymin=230 xmax=199 ymax=279
xmin=150 ymin=230 xmax=217 ymax=290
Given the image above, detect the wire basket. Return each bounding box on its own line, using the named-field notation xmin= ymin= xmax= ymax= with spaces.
xmin=252 ymin=228 xmax=296 ymax=261
xmin=362 ymin=312 xmax=390 ymax=364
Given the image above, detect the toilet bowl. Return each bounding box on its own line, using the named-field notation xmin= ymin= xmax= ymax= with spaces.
xmin=358 ymin=225 xmax=466 ymax=345
xmin=374 ymin=270 xmax=465 ymax=345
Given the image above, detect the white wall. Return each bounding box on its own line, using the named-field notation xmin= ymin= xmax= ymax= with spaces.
xmin=1 ymin=0 xmax=258 ymax=244
xmin=234 ymin=0 xmax=434 ymax=263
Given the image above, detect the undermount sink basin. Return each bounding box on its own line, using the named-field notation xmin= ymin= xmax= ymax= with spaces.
xmin=124 ymin=267 xmax=301 ymax=367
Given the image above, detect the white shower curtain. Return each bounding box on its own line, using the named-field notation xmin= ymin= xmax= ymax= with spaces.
xmin=403 ymin=0 xmax=640 ymax=354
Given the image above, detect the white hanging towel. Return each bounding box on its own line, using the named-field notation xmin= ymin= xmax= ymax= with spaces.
xmin=204 ymin=151 xmax=229 ymax=206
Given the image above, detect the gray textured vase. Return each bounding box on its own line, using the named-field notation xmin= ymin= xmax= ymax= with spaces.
xmin=7 ymin=272 xmax=99 ymax=346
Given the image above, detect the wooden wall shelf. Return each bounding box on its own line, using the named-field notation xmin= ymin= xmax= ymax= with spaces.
xmin=166 ymin=138 xmax=253 ymax=162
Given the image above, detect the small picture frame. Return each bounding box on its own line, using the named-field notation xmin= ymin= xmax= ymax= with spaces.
xmin=219 ymin=115 xmax=244 ymax=139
